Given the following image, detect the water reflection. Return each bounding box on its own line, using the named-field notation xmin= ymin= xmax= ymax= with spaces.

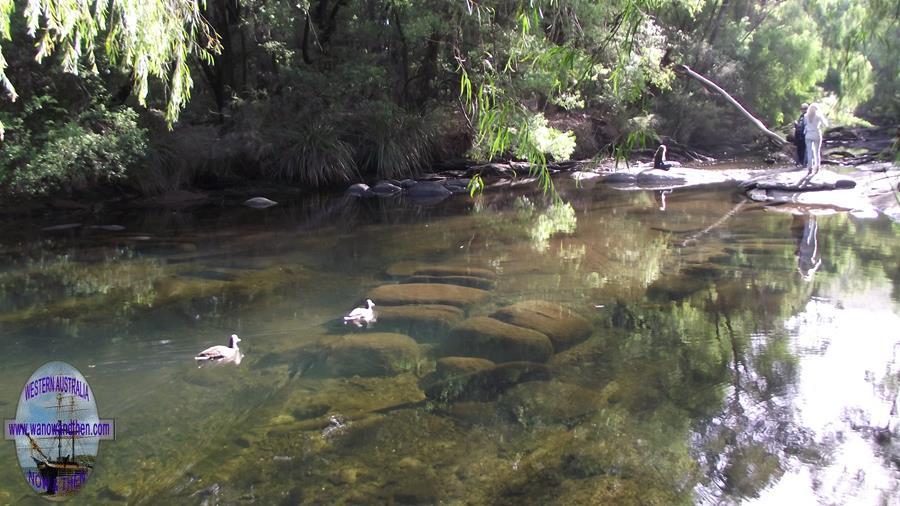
xmin=791 ymin=214 xmax=822 ymax=281
xmin=0 ymin=180 xmax=897 ymax=504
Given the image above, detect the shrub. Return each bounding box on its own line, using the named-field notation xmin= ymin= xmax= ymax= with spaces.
xmin=4 ymin=105 xmax=147 ymax=195
xmin=266 ymin=121 xmax=359 ymax=187
xmin=354 ymin=103 xmax=437 ymax=180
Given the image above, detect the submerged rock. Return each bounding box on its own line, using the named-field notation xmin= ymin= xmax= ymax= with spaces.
xmin=88 ymin=224 xmax=126 ymax=232
xmin=321 ymin=333 xmax=421 ymax=377
xmin=367 ymin=283 xmax=490 ymax=308
xmin=413 ymin=265 xmax=497 ymax=279
xmin=384 ymin=261 xmax=496 ymax=279
xmin=374 ymin=304 xmax=465 ymax=340
xmin=491 ymin=300 xmax=592 ymax=351
xmin=425 ymin=361 xmax=551 ymax=403
xmin=243 ymin=197 xmax=278 ymax=208
xmin=444 ymin=316 xmax=554 ymax=363
xmin=497 ymin=380 xmax=603 ymax=426
xmin=402 ymin=274 xmax=496 ymax=290
xmin=435 ymin=356 xmax=496 ymax=377
xmin=41 ymin=223 xmax=82 ymax=231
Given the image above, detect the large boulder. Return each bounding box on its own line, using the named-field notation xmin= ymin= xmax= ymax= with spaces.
xmin=491 ymin=300 xmax=592 ymax=351
xmin=374 ymin=304 xmax=465 ymax=341
xmin=635 ymin=169 xmax=686 ymax=185
xmin=406 ymin=180 xmax=452 ymax=198
xmin=321 ymin=333 xmax=420 ymax=377
xmin=368 ymin=283 xmax=489 ymax=308
xmin=444 ymin=316 xmax=554 ymax=363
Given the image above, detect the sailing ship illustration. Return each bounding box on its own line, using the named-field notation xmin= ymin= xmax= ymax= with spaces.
xmin=24 ymin=392 xmax=94 ymax=496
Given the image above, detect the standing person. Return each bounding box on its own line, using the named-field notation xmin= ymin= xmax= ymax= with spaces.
xmin=804 ymin=103 xmax=829 ymax=174
xmin=793 ymin=103 xmax=808 ymax=165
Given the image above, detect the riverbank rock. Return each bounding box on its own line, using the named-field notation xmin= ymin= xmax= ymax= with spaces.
xmin=374 ymin=304 xmax=465 ymax=340
xmin=424 ymin=361 xmax=551 ymax=403
xmin=371 ymin=181 xmax=403 ymax=197
xmin=444 ymin=178 xmax=471 ymax=194
xmin=444 ymin=316 xmax=554 ymax=363
xmin=367 ymin=283 xmax=489 ymax=308
xmin=748 ymin=169 xmax=857 ymax=192
xmin=491 ymin=300 xmax=592 ymax=351
xmin=406 ymin=181 xmax=452 ymax=199
xmin=636 ymin=169 xmax=687 ymax=185
xmin=402 ymin=274 xmax=495 ymax=290
xmin=243 ymin=197 xmax=278 ymax=208
xmin=322 ymin=333 xmax=421 ymax=377
xmin=345 ymin=183 xmax=371 ymax=197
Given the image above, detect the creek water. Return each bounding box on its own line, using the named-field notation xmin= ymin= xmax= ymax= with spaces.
xmin=0 ymin=170 xmax=898 ymax=504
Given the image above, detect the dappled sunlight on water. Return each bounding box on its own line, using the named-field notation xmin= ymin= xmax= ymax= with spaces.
xmin=747 ymin=295 xmax=900 ymax=505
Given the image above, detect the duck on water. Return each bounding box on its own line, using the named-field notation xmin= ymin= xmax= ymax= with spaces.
xmin=194 ymin=334 xmax=243 ymax=365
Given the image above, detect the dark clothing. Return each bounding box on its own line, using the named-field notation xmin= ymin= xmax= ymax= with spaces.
xmin=653 ymin=146 xmax=671 ymax=170
xmin=794 ymin=115 xmax=807 ymax=164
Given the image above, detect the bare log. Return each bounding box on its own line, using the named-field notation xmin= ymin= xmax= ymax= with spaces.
xmin=675 ymin=64 xmax=787 ymax=147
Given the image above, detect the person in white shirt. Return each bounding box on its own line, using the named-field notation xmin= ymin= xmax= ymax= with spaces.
xmin=804 ymin=103 xmax=829 ymax=174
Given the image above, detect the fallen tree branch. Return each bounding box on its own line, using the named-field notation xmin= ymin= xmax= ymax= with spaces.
xmin=675 ymin=64 xmax=788 ymax=148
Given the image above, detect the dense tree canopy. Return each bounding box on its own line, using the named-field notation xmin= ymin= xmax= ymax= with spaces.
xmin=0 ymin=0 xmax=896 ymax=195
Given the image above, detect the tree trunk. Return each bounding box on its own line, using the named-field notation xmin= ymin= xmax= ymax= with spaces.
xmin=675 ymin=64 xmax=787 ymax=147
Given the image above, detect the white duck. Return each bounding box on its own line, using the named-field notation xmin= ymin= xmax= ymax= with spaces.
xmin=194 ymin=334 xmax=242 ymax=364
xmin=343 ymin=299 xmax=376 ymax=328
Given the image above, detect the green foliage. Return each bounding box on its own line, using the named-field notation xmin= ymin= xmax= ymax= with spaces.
xmin=267 ymin=120 xmax=358 ymax=187
xmin=457 ymin=0 xmax=675 ymax=193
xmin=609 ymin=114 xmax=660 ymax=167
xmin=0 ymin=0 xmax=895 ymax=197
xmin=741 ymin=2 xmax=826 ymax=124
xmin=514 ymin=113 xmax=576 ymax=162
xmin=355 ymin=104 xmax=437 ymax=180
xmin=0 ymin=0 xmax=219 ymax=126
xmin=1 ymin=102 xmax=147 ymax=194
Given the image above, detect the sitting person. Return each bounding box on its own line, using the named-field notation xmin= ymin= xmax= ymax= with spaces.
xmin=653 ymin=144 xmax=677 ymax=170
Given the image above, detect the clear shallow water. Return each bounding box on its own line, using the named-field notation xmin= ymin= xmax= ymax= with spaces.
xmin=0 ymin=174 xmax=898 ymax=504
